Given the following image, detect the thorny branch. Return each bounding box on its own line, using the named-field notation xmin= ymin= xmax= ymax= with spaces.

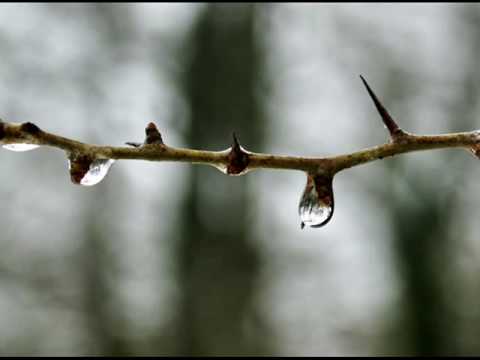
xmin=1 ymin=76 xmax=479 ymax=228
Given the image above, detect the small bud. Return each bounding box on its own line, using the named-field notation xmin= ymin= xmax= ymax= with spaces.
xmin=145 ymin=122 xmax=163 ymax=145
xmin=125 ymin=122 xmax=164 ymax=149
xmin=227 ymin=132 xmax=250 ymax=175
xmin=21 ymin=122 xmax=41 ymax=134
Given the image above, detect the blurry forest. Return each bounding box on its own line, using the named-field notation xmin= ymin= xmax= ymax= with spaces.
xmin=0 ymin=3 xmax=480 ymax=356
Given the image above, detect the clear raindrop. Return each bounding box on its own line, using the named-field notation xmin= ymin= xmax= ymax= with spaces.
xmin=211 ymin=162 xmax=228 ymax=174
xmin=69 ymin=158 xmax=115 ymax=186
xmin=2 ymin=143 xmax=40 ymax=152
xmin=470 ymin=144 xmax=480 ymax=159
xmin=298 ymin=174 xmax=334 ymax=229
xmin=209 ymin=147 xmax=234 ymax=175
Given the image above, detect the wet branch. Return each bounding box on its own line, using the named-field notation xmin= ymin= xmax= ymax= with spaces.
xmin=1 ymin=76 xmax=479 ymax=179
xmin=2 ymin=76 xmax=479 ymax=228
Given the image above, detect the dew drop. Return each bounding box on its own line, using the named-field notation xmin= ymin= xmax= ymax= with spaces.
xmin=211 ymin=162 xmax=228 ymax=174
xmin=209 ymin=146 xmax=246 ymax=175
xmin=211 ymin=157 xmax=252 ymax=176
xmin=80 ymin=159 xmax=115 ymax=186
xmin=298 ymin=174 xmax=334 ymax=229
xmin=2 ymin=143 xmax=40 ymax=152
xmin=68 ymin=156 xmax=115 ymax=186
xmin=470 ymin=144 xmax=480 ymax=159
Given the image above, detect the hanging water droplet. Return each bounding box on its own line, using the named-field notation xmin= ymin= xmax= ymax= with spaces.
xmin=470 ymin=144 xmax=480 ymax=159
xmin=298 ymin=174 xmax=334 ymax=229
xmin=68 ymin=155 xmax=115 ymax=186
xmin=80 ymin=159 xmax=115 ymax=186
xmin=2 ymin=143 xmax=40 ymax=152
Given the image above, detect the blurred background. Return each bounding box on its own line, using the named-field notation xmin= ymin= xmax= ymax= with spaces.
xmin=0 ymin=3 xmax=479 ymax=356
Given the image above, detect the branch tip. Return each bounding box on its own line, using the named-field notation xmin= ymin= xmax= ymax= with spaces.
xmin=232 ymin=131 xmax=240 ymax=149
xmin=360 ymin=75 xmax=404 ymax=139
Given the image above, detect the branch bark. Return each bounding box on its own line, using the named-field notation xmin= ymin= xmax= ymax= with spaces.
xmin=2 ymin=76 xmax=478 ymax=228
xmin=1 ymin=113 xmax=478 ymax=178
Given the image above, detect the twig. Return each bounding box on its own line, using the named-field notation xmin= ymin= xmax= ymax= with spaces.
xmin=1 ymin=116 xmax=477 ymax=177
xmin=1 ymin=76 xmax=479 ymax=227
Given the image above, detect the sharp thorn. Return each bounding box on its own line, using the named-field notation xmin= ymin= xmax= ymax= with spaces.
xmin=359 ymin=75 xmax=401 ymax=138
xmin=232 ymin=132 xmax=240 ymax=149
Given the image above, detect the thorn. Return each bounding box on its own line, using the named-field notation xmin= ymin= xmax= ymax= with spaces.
xmin=145 ymin=122 xmax=164 ymax=145
xmin=301 ymin=221 xmax=305 ymax=230
xmin=232 ymin=132 xmax=240 ymax=149
xmin=226 ymin=132 xmax=249 ymax=175
xmin=0 ymin=121 xmax=4 ymax=140
xmin=359 ymin=75 xmax=403 ymax=139
xmin=125 ymin=142 xmax=142 ymax=148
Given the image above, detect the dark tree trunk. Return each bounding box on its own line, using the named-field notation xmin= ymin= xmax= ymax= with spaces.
xmin=174 ymin=4 xmax=271 ymax=356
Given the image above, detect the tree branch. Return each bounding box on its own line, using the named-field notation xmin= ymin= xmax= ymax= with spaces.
xmin=1 ymin=76 xmax=479 ymax=227
xmin=1 ymin=116 xmax=478 ymax=177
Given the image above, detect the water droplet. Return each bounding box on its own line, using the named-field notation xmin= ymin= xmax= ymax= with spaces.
xmin=211 ymin=141 xmax=252 ymax=176
xmin=68 ymin=156 xmax=115 ymax=186
xmin=211 ymin=162 xmax=228 ymax=174
xmin=209 ymin=147 xmax=246 ymax=175
xmin=470 ymin=144 xmax=480 ymax=159
xmin=298 ymin=174 xmax=334 ymax=229
xmin=2 ymin=143 xmax=40 ymax=152
xmin=80 ymin=159 xmax=115 ymax=186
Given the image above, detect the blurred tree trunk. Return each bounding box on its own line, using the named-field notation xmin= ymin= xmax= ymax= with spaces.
xmin=174 ymin=4 xmax=270 ymax=355
xmin=81 ymin=186 xmax=129 ymax=356
xmin=76 ymin=4 xmax=135 ymax=355
xmin=388 ymin=164 xmax=457 ymax=356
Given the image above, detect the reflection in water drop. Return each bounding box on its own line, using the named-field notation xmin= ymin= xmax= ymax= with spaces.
xmin=211 ymin=162 xmax=228 ymax=174
xmin=470 ymin=144 xmax=480 ymax=159
xmin=210 ymin=147 xmax=233 ymax=175
xmin=298 ymin=174 xmax=334 ymax=229
xmin=80 ymin=159 xmax=115 ymax=186
xmin=2 ymin=143 xmax=40 ymax=152
xmin=69 ymin=158 xmax=115 ymax=186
